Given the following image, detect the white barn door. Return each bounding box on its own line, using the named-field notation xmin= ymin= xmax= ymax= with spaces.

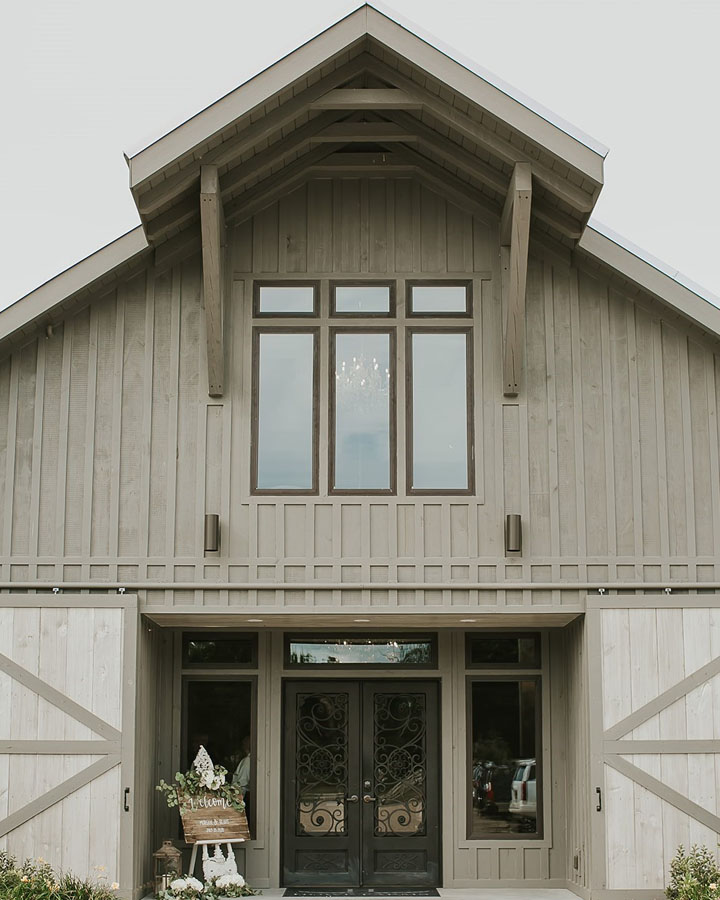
xmin=588 ymin=595 xmax=720 ymax=897
xmin=0 ymin=594 xmax=136 ymax=898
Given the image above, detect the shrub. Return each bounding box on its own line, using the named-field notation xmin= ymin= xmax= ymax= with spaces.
xmin=0 ymin=852 xmax=119 ymax=900
xmin=667 ymin=845 xmax=720 ymax=900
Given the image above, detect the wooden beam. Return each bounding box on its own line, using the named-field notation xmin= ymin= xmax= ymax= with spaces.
xmin=133 ymin=52 xmax=371 ymax=213
xmin=311 ymin=121 xmax=419 ymax=142
xmin=366 ymin=57 xmax=594 ymax=213
xmin=501 ymin=162 xmax=532 ymax=396
xmin=200 ymin=165 xmax=225 ymax=397
xmin=310 ymin=88 xmax=422 ymax=110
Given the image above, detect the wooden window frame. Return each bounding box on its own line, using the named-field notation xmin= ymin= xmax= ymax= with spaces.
xmin=330 ymin=280 xmax=396 ymax=317
xmin=406 ymin=326 xmax=475 ymax=495
xmin=250 ymin=326 xmax=320 ymax=495
xmin=253 ymin=280 xmax=320 ymax=317
xmin=465 ymin=631 xmax=541 ymax=669
xmin=284 ymin=632 xmax=439 ymax=669
xmin=465 ymin=673 xmax=544 ymax=841
xmin=329 ymin=326 xmax=397 ymax=496
xmin=406 ymin=279 xmax=473 ymax=318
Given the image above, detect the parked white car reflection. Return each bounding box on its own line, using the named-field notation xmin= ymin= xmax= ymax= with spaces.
xmin=509 ymin=759 xmax=536 ymax=822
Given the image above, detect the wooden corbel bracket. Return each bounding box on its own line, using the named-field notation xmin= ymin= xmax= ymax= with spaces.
xmin=200 ymin=165 xmax=226 ymax=397
xmin=500 ymin=162 xmax=532 ymax=397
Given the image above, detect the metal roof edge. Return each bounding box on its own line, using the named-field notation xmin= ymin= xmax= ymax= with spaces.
xmin=578 ymin=220 xmax=720 ymax=336
xmin=0 ymin=226 xmax=150 ymax=346
xmin=366 ymin=1 xmax=608 ymax=159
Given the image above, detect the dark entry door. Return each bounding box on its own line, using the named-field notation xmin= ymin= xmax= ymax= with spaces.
xmin=282 ymin=680 xmax=440 ymax=888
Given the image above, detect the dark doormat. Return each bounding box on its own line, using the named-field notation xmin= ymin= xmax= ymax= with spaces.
xmin=284 ymin=890 xmax=440 ymax=897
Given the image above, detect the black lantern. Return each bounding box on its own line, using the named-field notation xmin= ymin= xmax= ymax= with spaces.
xmin=153 ymin=840 xmax=182 ymax=897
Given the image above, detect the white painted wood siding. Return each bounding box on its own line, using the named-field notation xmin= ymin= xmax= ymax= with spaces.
xmin=0 ymin=177 xmax=718 ymax=609
xmin=588 ymin=596 xmax=720 ymax=894
xmin=0 ymin=596 xmax=137 ymax=897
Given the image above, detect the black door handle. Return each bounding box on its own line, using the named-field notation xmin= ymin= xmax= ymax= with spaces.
xmin=595 ymin=787 xmax=602 ymax=812
xmin=124 ymin=787 xmax=130 ymax=812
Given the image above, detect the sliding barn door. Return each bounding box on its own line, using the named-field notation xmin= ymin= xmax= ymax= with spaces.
xmin=0 ymin=594 xmax=137 ymax=899
xmin=588 ymin=596 xmax=720 ymax=896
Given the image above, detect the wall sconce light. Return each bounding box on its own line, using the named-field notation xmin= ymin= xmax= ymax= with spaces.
xmin=204 ymin=514 xmax=220 ymax=552
xmin=505 ymin=514 xmax=522 ymax=553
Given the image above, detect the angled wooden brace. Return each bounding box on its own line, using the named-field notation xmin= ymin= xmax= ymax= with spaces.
xmin=200 ymin=165 xmax=226 ymax=397
xmin=500 ymin=162 xmax=532 ymax=396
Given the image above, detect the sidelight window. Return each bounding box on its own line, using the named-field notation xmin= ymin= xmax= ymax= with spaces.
xmin=466 ymin=629 xmax=542 ymax=840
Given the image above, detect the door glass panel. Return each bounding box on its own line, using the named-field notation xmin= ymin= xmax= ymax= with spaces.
xmin=373 ymin=693 xmax=426 ymax=836
xmin=256 ymin=332 xmax=315 ymax=490
xmin=410 ymin=332 xmax=469 ymax=490
xmin=296 ymin=692 xmax=349 ymax=835
xmin=333 ymin=331 xmax=391 ymax=490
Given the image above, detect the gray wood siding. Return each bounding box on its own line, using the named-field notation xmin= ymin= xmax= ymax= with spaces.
xmin=0 ymin=177 xmax=719 ymax=607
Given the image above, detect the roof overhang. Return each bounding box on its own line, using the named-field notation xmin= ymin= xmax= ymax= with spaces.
xmin=127 ymin=4 xmax=606 ymax=192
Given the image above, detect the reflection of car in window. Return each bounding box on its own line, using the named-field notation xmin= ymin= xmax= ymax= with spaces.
xmin=509 ymin=759 xmax=537 ymax=825
xmin=481 ymin=764 xmax=513 ymax=815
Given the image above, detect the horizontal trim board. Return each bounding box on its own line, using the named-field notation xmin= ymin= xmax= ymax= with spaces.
xmin=0 ymin=651 xmax=122 ymax=742
xmin=0 ymin=593 xmax=137 ymax=608
xmin=0 ymin=740 xmax=121 ymax=754
xmin=0 ymin=754 xmax=121 ymax=838
xmin=4 ymin=582 xmax=720 ymax=592
xmin=587 ymin=594 xmax=720 ymax=608
xmin=605 ymin=740 xmax=720 ymax=753
xmin=591 ymin=892 xmax=666 ymax=900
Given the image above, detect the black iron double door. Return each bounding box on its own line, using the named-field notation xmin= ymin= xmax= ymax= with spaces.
xmin=283 ymin=680 xmax=440 ymax=888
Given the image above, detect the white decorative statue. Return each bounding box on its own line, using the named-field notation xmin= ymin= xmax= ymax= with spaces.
xmin=202 ymin=843 xmax=239 ymax=881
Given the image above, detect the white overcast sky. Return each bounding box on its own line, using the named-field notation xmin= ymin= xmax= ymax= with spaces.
xmin=1 ymin=0 xmax=719 ymax=309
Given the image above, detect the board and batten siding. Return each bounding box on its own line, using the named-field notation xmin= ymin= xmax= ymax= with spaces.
xmin=0 ymin=177 xmax=719 ymax=609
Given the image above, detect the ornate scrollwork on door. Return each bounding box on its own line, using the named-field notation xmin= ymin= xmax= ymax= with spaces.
xmin=373 ymin=693 xmax=427 ymax=836
xmin=295 ymin=692 xmax=349 ymax=836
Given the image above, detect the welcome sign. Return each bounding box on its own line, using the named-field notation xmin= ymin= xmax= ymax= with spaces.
xmin=179 ymin=792 xmax=250 ymax=843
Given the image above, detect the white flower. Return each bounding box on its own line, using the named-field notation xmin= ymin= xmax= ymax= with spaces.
xmin=169 ymin=878 xmax=187 ymax=892
xmin=193 ymin=746 xmax=214 ymax=775
xmin=187 ymin=876 xmax=204 ymax=892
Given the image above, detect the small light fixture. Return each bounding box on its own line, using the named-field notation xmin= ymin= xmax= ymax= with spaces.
xmin=247 ymin=618 xmax=263 ymax=623
xmin=460 ymin=618 xmax=477 ymax=623
xmin=204 ymin=514 xmax=219 ymax=552
xmin=354 ymin=618 xmax=370 ymax=623
xmin=505 ymin=513 xmax=522 ymax=553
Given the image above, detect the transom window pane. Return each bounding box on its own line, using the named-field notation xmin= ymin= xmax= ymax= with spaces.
xmin=333 ymin=331 xmax=391 ymax=491
xmin=287 ymin=635 xmax=436 ymax=666
xmin=469 ymin=679 xmax=540 ymax=837
xmin=182 ymin=633 xmax=257 ymax=668
xmin=257 ymin=284 xmax=315 ymax=314
xmin=410 ymin=331 xmax=470 ymax=490
xmin=467 ymin=634 xmax=541 ymax=668
xmin=333 ymin=284 xmax=391 ymax=314
xmin=255 ymin=332 xmax=315 ymax=490
xmin=410 ymin=284 xmax=469 ymax=314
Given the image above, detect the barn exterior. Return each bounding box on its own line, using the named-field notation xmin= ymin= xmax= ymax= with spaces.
xmin=1 ymin=6 xmax=719 ymax=900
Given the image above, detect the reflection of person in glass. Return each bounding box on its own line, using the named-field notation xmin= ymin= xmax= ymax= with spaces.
xmin=233 ymin=735 xmax=251 ymax=819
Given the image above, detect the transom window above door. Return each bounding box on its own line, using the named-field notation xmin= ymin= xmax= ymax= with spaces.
xmin=251 ymin=280 xmax=475 ymax=495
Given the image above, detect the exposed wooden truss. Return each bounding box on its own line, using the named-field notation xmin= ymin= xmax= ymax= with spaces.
xmin=500 ymin=163 xmax=532 ymax=397
xmin=200 ymin=166 xmax=226 ymax=397
xmin=310 ymin=88 xmax=422 ymax=110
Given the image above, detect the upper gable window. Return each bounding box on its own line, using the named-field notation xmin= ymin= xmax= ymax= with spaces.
xmin=408 ymin=281 xmax=471 ymax=316
xmin=250 ymin=279 xmax=474 ymax=495
xmin=255 ymin=282 xmax=318 ymax=315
